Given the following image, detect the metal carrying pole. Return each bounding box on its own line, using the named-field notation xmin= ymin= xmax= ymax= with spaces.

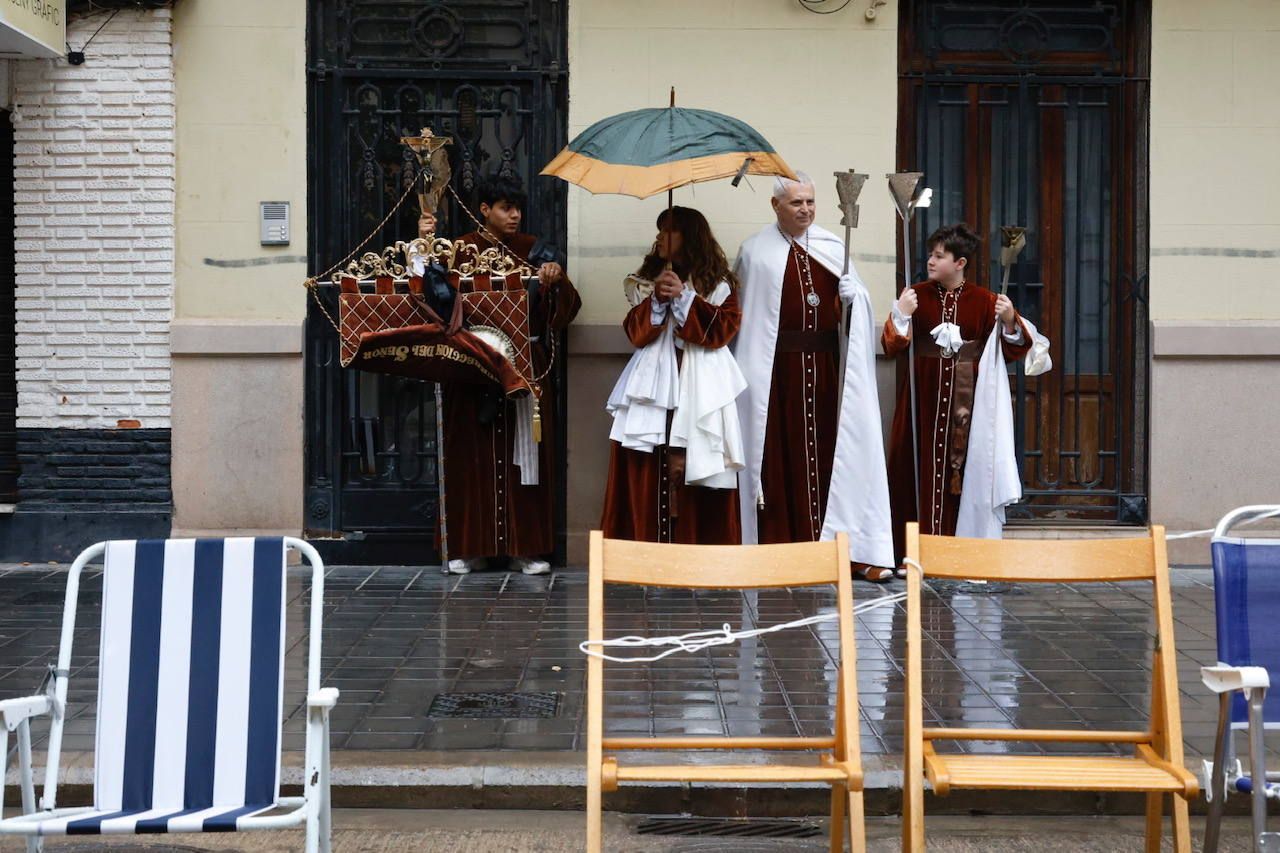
xmin=832 ymin=170 xmax=869 ymax=424
xmin=887 ymin=172 xmax=932 ymax=523
xmin=433 ymin=386 xmax=450 ymax=575
xmin=403 ymin=128 xmax=455 ymax=575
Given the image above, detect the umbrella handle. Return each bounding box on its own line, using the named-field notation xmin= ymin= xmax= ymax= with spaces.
xmin=668 ymin=87 xmax=675 ymax=212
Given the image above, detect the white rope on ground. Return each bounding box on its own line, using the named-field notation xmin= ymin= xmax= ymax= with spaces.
xmin=1166 ymin=508 xmax=1280 ymax=541
xmin=579 ymin=590 xmax=908 ymax=664
xmin=579 ymin=521 xmax=1280 ymax=664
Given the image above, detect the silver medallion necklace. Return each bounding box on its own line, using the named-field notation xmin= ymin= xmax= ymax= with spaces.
xmin=779 ymin=225 xmax=821 ymax=307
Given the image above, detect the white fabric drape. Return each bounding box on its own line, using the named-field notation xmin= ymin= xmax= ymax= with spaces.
xmin=670 ymin=283 xmax=747 ymax=488
xmin=606 ymin=279 xmax=746 ymax=488
xmin=956 ymin=317 xmax=1051 ymax=538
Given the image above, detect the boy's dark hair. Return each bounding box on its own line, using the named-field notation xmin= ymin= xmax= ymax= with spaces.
xmin=476 ymin=174 xmax=527 ymax=213
xmin=926 ymin=223 xmax=981 ymax=268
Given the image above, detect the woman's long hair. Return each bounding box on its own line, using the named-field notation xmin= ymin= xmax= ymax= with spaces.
xmin=636 ymin=206 xmax=737 ymax=297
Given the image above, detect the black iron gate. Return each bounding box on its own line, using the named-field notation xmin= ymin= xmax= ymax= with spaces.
xmin=899 ymin=0 xmax=1151 ymax=524
xmin=305 ymin=1 xmax=568 ymax=559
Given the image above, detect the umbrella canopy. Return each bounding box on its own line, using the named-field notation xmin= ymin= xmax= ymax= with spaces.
xmin=541 ymin=107 xmax=797 ymax=199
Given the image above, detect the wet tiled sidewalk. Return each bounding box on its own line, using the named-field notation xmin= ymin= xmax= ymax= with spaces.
xmin=0 ymin=565 xmax=1245 ymax=762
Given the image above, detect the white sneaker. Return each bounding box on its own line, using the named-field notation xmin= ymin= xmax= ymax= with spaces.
xmin=513 ymin=557 xmax=551 ymax=576
xmin=447 ymin=557 xmax=485 ymax=575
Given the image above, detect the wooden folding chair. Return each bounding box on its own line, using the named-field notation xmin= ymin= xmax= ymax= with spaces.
xmin=901 ymin=523 xmax=1199 ymax=853
xmin=585 ymin=531 xmax=866 ymax=852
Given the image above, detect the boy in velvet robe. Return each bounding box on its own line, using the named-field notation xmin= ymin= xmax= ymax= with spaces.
xmin=883 ymin=223 xmax=1031 ymax=566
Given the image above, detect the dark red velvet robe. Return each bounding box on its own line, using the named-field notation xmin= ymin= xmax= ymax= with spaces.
xmin=756 ymin=243 xmax=844 ymax=545
xmin=882 ymin=281 xmax=1031 ymax=563
xmin=439 ymin=231 xmax=581 ymax=559
xmin=600 ymin=289 xmax=743 ymax=544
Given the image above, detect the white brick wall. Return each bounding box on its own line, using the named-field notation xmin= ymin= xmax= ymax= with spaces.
xmin=11 ymin=9 xmax=174 ymax=429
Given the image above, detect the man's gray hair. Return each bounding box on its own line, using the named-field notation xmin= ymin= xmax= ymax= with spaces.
xmin=772 ymin=171 xmax=814 ymax=199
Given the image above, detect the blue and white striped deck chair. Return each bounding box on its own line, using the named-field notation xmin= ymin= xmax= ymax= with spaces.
xmin=0 ymin=537 xmax=338 ymax=853
xmin=1202 ymin=506 xmax=1280 ymax=853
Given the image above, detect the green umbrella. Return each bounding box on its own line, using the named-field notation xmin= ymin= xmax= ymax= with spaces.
xmin=541 ymin=103 xmax=796 ymax=199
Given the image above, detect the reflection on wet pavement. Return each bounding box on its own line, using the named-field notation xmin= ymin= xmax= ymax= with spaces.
xmin=0 ymin=565 xmax=1237 ymax=761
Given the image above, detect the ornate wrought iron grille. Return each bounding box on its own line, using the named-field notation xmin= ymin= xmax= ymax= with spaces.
xmin=305 ymin=0 xmax=568 ymax=556
xmin=899 ymin=0 xmax=1151 ymax=524
xmin=904 ymin=0 xmax=1138 ymax=74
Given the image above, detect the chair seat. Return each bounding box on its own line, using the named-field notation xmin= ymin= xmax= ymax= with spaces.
xmin=9 ymin=803 xmax=278 ymax=836
xmin=925 ymin=753 xmax=1188 ymax=794
xmin=615 ymin=763 xmax=853 ymax=784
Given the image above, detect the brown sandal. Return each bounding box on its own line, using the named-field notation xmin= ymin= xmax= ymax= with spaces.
xmin=854 ymin=565 xmax=895 ymax=584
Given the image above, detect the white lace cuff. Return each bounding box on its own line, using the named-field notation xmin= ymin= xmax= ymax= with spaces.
xmin=649 ymin=298 xmax=669 ymax=325
xmin=670 ymin=287 xmax=696 ymax=327
xmin=889 ymin=303 xmax=911 ymax=336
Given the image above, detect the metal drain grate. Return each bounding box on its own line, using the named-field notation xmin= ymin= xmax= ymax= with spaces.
xmin=667 ymin=843 xmax=823 ymax=853
xmin=636 ymin=817 xmax=822 ymax=838
xmin=427 ymin=690 xmax=560 ymax=719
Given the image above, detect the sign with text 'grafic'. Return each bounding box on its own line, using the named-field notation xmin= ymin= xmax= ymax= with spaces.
xmin=0 ymin=0 xmax=65 ymax=59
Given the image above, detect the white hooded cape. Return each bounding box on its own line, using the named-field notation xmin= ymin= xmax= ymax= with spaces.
xmin=732 ymin=224 xmax=894 ymax=568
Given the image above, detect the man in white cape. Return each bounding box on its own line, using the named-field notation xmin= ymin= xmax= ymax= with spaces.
xmin=732 ymin=174 xmax=895 ymax=578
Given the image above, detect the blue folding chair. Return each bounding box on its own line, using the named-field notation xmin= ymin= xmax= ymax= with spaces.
xmin=1202 ymin=506 xmax=1280 ymax=853
xmin=0 ymin=537 xmax=338 ymax=853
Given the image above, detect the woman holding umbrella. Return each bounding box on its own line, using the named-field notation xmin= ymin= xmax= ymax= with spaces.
xmin=599 ymin=206 xmax=745 ymax=544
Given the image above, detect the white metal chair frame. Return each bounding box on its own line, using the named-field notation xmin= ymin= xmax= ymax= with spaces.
xmin=1202 ymin=506 xmax=1280 ymax=853
xmin=0 ymin=537 xmax=337 ymax=853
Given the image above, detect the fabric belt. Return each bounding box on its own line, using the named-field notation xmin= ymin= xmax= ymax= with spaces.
xmin=911 ymin=335 xmax=981 ymax=495
xmin=947 ymin=359 xmax=977 ymax=495
xmin=776 ymin=329 xmax=839 ymax=353
xmin=914 ymin=338 xmax=982 ymax=361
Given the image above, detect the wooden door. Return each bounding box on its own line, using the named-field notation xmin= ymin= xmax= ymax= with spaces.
xmin=898 ymin=0 xmax=1151 ymax=524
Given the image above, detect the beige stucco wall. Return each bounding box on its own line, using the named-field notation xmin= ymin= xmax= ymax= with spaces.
xmin=1149 ymin=2 xmax=1280 ymax=559
xmin=173 ymin=0 xmax=308 ymax=321
xmin=1150 ymin=0 xmax=1280 ymax=320
xmin=1152 ymin=343 xmax=1280 ymax=564
xmin=170 ymin=0 xmax=307 ymax=534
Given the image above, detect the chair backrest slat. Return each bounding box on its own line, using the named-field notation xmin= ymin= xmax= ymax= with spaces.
xmin=95 ymin=538 xmax=287 ymax=813
xmin=911 ymin=532 xmax=1157 ymax=582
xmin=600 ymin=538 xmax=842 ymax=588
